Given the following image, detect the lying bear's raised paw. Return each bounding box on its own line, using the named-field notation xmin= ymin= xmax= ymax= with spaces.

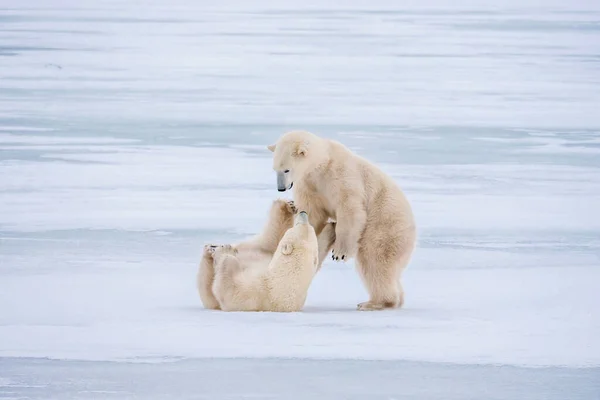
xmin=284 ymin=200 xmax=297 ymax=214
xmin=273 ymin=199 xmax=297 ymax=215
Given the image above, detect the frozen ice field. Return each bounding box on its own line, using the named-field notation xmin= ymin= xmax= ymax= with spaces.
xmin=1 ymin=0 xmax=599 ymax=398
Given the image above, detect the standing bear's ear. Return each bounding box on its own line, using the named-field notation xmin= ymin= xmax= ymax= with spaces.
xmin=293 ymin=141 xmax=308 ymax=157
xmin=267 ymin=144 xmax=276 ymax=152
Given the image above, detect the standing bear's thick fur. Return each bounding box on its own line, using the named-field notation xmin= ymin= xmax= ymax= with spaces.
xmin=197 ymin=199 xmax=336 ymax=312
xmin=267 ymin=130 xmax=416 ymax=311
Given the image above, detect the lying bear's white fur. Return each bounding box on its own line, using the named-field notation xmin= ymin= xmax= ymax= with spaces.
xmin=197 ymin=199 xmax=335 ymax=312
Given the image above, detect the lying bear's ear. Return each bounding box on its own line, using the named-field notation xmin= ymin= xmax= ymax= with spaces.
xmin=281 ymin=242 xmax=294 ymax=255
xmin=293 ymin=142 xmax=308 ymax=157
xmin=267 ymin=144 xmax=276 ymax=152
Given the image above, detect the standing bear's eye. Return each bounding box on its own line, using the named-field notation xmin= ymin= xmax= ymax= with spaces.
xmin=284 ymin=170 xmax=290 ymax=173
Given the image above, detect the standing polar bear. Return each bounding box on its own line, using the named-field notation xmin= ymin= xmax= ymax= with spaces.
xmin=267 ymin=130 xmax=416 ymax=311
xmin=197 ymin=199 xmax=336 ymax=312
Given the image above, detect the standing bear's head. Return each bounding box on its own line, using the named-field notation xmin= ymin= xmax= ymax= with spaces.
xmin=267 ymin=130 xmax=329 ymax=192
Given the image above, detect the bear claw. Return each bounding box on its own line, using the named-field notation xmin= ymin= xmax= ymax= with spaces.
xmin=331 ymin=251 xmax=346 ymax=262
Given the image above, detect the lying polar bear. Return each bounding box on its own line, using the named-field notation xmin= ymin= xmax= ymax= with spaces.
xmin=197 ymin=199 xmax=335 ymax=312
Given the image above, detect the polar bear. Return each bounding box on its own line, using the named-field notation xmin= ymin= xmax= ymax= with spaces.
xmin=197 ymin=199 xmax=336 ymax=311
xmin=267 ymin=130 xmax=416 ymax=311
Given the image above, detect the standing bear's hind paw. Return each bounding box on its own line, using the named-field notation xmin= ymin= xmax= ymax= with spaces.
xmin=357 ymin=301 xmax=398 ymax=311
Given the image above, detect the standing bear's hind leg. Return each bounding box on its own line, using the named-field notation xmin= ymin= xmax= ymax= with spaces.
xmin=355 ymin=231 xmax=415 ymax=311
xmin=355 ymin=258 xmax=402 ymax=311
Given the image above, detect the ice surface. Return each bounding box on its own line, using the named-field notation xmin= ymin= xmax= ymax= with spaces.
xmin=1 ymin=0 xmax=599 ymax=398
xmin=1 ymin=358 xmax=599 ymax=400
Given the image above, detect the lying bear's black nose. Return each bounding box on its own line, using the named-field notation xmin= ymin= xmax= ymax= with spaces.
xmin=278 ymin=188 xmax=286 ymax=192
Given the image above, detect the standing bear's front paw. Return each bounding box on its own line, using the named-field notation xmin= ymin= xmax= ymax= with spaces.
xmin=331 ymin=248 xmax=346 ymax=261
xmin=331 ymin=241 xmax=356 ymax=262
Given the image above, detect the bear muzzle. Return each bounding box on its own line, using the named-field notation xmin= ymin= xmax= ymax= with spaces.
xmin=277 ymin=172 xmax=293 ymax=191
xmin=295 ymin=211 xmax=308 ymax=225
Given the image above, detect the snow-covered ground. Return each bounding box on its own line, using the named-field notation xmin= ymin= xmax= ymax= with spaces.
xmin=1 ymin=1 xmax=599 ymax=398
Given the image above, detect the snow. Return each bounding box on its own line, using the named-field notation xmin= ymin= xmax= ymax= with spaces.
xmin=1 ymin=0 xmax=599 ymax=397
xmin=1 ymin=140 xmax=598 ymax=369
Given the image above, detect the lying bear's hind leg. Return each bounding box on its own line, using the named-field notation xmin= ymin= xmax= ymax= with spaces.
xmin=213 ymin=244 xmax=239 ymax=262
xmin=212 ymin=245 xmax=252 ymax=311
xmin=197 ymin=244 xmax=221 ymax=310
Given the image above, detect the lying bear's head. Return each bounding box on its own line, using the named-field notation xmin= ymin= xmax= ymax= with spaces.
xmin=295 ymin=210 xmax=309 ymax=225
xmin=267 ymin=130 xmax=328 ymax=192
xmin=279 ymin=211 xmax=317 ymax=257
